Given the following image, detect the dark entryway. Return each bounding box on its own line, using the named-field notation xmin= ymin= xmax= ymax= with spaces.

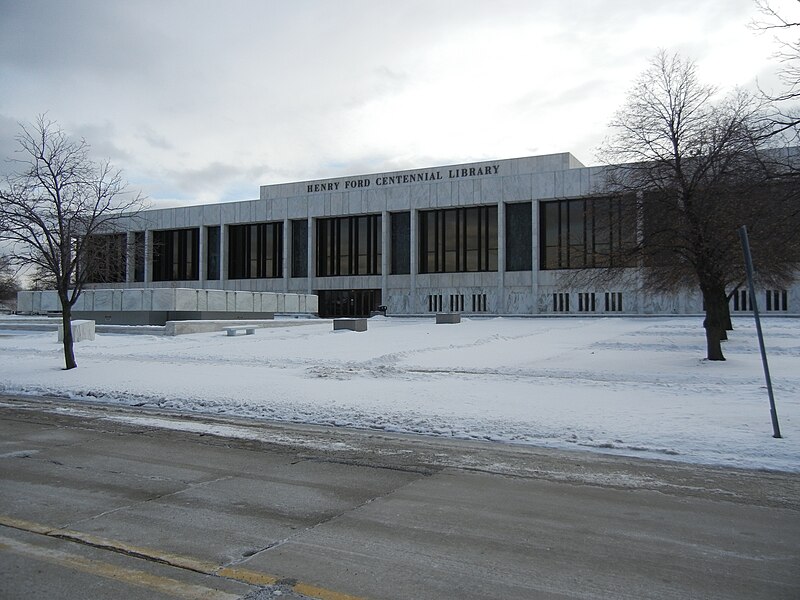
xmin=318 ymin=289 xmax=382 ymax=318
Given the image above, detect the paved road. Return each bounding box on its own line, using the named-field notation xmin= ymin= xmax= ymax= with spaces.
xmin=1 ymin=395 xmax=798 ymax=599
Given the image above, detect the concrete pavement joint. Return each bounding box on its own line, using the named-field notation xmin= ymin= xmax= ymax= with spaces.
xmin=0 ymin=516 xmax=367 ymax=600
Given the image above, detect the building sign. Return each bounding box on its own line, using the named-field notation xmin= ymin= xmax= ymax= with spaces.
xmin=306 ymin=164 xmax=500 ymax=193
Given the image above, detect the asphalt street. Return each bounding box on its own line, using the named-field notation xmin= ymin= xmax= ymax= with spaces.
xmin=1 ymin=395 xmax=798 ymax=599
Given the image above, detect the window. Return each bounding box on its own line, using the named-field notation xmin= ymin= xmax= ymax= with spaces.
xmin=765 ymin=290 xmax=788 ymax=312
xmin=505 ymin=202 xmax=532 ymax=271
xmin=153 ymin=228 xmax=199 ymax=281
xmin=472 ymin=293 xmax=488 ymax=312
xmin=428 ymin=294 xmax=443 ymax=312
xmin=449 ymin=294 xmax=464 ymax=312
xmin=540 ymin=196 xmax=636 ymax=270
xmin=291 ymin=220 xmax=308 ymax=277
xmin=732 ymin=290 xmax=750 ymax=312
xmin=228 ymin=222 xmax=283 ymax=279
xmin=316 ymin=215 xmax=381 ymax=277
xmin=553 ymin=293 xmax=570 ymax=312
xmin=390 ymin=212 xmax=411 ymax=275
xmin=419 ymin=206 xmax=497 ymax=273
xmin=133 ymin=232 xmax=145 ymax=282
xmin=605 ymin=292 xmax=623 ymax=312
xmin=84 ymin=233 xmax=127 ymax=283
xmin=578 ymin=292 xmax=596 ymax=312
xmin=206 ymin=226 xmax=220 ymax=280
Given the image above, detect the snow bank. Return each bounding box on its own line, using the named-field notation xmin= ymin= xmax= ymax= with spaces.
xmin=1 ymin=316 xmax=797 ymax=472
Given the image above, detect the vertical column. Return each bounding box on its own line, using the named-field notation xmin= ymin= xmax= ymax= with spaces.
xmin=381 ymin=211 xmax=388 ymax=306
xmin=125 ymin=231 xmax=135 ymax=284
xmin=144 ymin=230 xmax=153 ymax=284
xmin=283 ymin=218 xmax=290 ymax=292
xmin=199 ymin=226 xmax=207 ymax=287
xmin=497 ymin=202 xmax=506 ymax=314
xmin=410 ymin=209 xmax=417 ymax=314
xmin=531 ymin=200 xmax=540 ymax=314
xmin=307 ymin=216 xmax=314 ymax=295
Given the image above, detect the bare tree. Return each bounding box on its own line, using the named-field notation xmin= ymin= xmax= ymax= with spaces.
xmin=0 ymin=254 xmax=20 ymax=306
xmin=0 ymin=116 xmax=145 ymax=369
xmin=752 ymin=0 xmax=800 ymax=138
xmin=596 ymin=51 xmax=800 ymax=361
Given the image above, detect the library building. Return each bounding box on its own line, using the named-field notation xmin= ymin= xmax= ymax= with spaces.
xmin=76 ymin=152 xmax=799 ymax=319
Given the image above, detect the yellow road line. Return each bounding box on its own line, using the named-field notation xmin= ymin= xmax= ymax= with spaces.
xmin=0 ymin=514 xmax=368 ymax=600
xmin=0 ymin=535 xmax=240 ymax=600
xmin=294 ymin=581 xmax=367 ymax=600
xmin=216 ymin=566 xmax=278 ymax=586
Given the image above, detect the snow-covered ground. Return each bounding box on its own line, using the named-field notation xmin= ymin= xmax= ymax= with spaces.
xmin=1 ymin=316 xmax=798 ymax=472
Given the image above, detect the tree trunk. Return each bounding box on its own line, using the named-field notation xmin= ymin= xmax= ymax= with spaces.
xmin=60 ymin=299 xmax=77 ymax=370
xmin=702 ymin=287 xmax=727 ymax=361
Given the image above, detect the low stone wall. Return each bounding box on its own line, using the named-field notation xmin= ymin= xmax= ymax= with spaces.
xmin=17 ymin=288 xmax=319 ymax=325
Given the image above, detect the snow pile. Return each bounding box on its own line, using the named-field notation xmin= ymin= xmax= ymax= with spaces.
xmin=1 ymin=316 xmax=797 ymax=472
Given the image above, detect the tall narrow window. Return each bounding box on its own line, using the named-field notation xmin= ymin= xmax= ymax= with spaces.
xmin=84 ymin=233 xmax=127 ymax=283
xmin=315 ymin=215 xmax=381 ymax=277
xmin=505 ymin=202 xmax=532 ymax=271
xmin=291 ymin=219 xmax=308 ymax=278
xmin=540 ymin=197 xmax=634 ymax=270
xmin=206 ymin=226 xmax=220 ymax=280
xmin=418 ymin=206 xmax=497 ymax=274
xmin=227 ymin=222 xmax=283 ymax=279
xmin=390 ymin=212 xmax=410 ymax=275
xmin=153 ymin=228 xmax=199 ymax=281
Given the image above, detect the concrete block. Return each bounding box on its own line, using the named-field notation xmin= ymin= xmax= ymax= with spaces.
xmin=207 ymin=290 xmax=227 ymax=311
xmin=175 ymin=288 xmax=199 ymax=311
xmin=57 ymin=319 xmax=95 ymax=342
xmin=40 ymin=291 xmax=60 ymax=312
xmin=261 ymin=293 xmax=278 ymax=313
xmin=16 ymin=291 xmax=33 ymax=313
xmin=152 ymin=288 xmax=176 ymax=311
xmin=94 ymin=290 xmax=113 ymax=311
xmin=235 ymin=291 xmax=254 ymax=312
xmin=306 ymin=295 xmax=318 ymax=313
xmin=122 ymin=290 xmax=144 ymax=310
xmin=276 ymin=294 xmax=285 ymax=313
xmin=334 ymin=318 xmax=368 ymax=332
xmin=284 ymin=293 xmax=300 ymax=312
xmin=436 ymin=313 xmax=461 ymax=324
xmin=72 ymin=291 xmax=89 ymax=311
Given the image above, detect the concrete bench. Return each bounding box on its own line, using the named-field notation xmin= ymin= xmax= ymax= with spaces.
xmin=333 ymin=318 xmax=368 ymax=332
xmin=435 ymin=313 xmax=461 ymax=324
xmin=224 ymin=325 xmax=256 ymax=336
xmin=57 ymin=319 xmax=96 ymax=342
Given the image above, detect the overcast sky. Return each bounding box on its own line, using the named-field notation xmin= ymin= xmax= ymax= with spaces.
xmin=0 ymin=0 xmax=795 ymax=208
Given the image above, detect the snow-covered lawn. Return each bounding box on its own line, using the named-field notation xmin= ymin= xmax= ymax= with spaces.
xmin=1 ymin=316 xmax=797 ymax=472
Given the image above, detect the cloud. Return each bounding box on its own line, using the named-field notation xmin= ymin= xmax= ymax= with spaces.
xmin=0 ymin=0 xmax=785 ymax=206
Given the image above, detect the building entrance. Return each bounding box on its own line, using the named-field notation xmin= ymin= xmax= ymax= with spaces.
xmin=317 ymin=289 xmax=382 ymax=318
